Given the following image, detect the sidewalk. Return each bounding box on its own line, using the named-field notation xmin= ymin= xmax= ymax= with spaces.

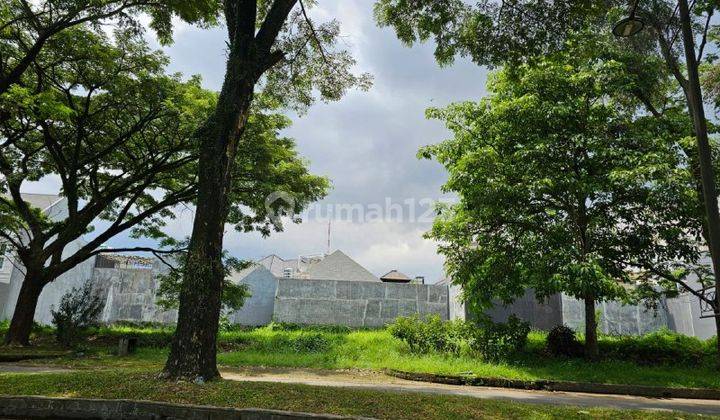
xmin=220 ymin=366 xmax=720 ymax=416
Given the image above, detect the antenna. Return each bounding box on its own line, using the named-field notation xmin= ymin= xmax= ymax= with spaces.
xmin=326 ymin=219 xmax=331 ymax=254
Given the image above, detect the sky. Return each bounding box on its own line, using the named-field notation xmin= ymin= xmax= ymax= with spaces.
xmin=26 ymin=1 xmax=490 ymax=283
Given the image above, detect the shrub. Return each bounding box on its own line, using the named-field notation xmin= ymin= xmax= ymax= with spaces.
xmin=547 ymin=325 xmax=583 ymax=357
xmin=267 ymin=322 xmax=352 ymax=334
xmin=469 ymin=315 xmax=530 ymax=362
xmin=389 ymin=314 xmax=466 ymax=355
xmin=51 ymin=281 xmax=105 ymax=348
xmin=599 ymin=329 xmax=711 ymax=366
xmin=292 ymin=333 xmax=332 ymax=352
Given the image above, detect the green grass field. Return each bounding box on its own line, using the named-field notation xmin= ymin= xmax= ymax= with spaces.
xmin=9 ymin=324 xmax=720 ymax=390
xmin=0 ymin=368 xmax=708 ymax=419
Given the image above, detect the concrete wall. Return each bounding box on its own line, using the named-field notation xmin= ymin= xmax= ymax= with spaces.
xmin=562 ymin=294 xmax=669 ymax=335
xmin=1 ymin=239 xmax=97 ymax=325
xmin=94 ymin=265 xmax=177 ymax=324
xmin=448 ymin=284 xmax=466 ymax=321
xmin=486 ymin=290 xmax=563 ymax=331
xmin=273 ymin=278 xmax=449 ymax=327
xmin=228 ymin=266 xmax=277 ymax=326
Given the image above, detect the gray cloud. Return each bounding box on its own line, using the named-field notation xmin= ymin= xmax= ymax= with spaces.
xmin=24 ymin=2 xmax=491 ymax=283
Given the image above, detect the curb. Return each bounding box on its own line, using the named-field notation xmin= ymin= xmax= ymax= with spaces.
xmin=0 ymin=396 xmax=374 ymax=420
xmin=386 ymin=369 xmax=720 ymax=400
xmin=0 ymin=353 xmax=70 ymax=363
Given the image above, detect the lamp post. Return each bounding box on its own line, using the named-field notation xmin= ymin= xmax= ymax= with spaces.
xmin=613 ymin=0 xmax=644 ymax=37
xmin=614 ymin=0 xmax=720 ymax=345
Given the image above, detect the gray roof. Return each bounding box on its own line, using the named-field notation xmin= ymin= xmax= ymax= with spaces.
xmin=20 ymin=193 xmax=62 ymax=211
xmin=304 ymin=250 xmax=379 ymax=282
xmin=380 ymin=270 xmax=411 ymax=282
xmin=258 ymin=255 xmax=298 ymax=277
xmin=258 ymin=250 xmax=379 ymax=282
xmin=229 ymin=263 xmax=274 ymax=284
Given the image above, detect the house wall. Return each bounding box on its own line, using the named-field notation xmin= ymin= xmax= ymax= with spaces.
xmin=272 ymin=278 xmax=449 ymax=327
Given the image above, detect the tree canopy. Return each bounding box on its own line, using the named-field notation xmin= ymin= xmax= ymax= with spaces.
xmin=423 ymin=45 xmax=700 ymax=357
xmin=0 ymin=20 xmax=328 ymax=345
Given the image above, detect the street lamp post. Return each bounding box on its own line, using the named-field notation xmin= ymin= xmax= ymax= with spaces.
xmin=613 ymin=0 xmax=644 ymax=37
xmin=614 ymin=0 xmax=720 ymax=343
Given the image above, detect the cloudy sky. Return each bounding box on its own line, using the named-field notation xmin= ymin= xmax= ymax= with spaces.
xmin=28 ymin=2 xmax=490 ymax=283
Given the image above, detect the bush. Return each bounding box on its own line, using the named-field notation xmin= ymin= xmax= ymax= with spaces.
xmin=266 ymin=322 xmax=353 ymax=334
xmin=547 ymin=325 xmax=583 ymax=357
xmin=599 ymin=329 xmax=711 ymax=366
xmin=389 ymin=315 xmax=466 ymax=355
xmin=292 ymin=333 xmax=332 ymax=352
xmin=469 ymin=315 xmax=530 ymax=362
xmin=51 ymin=281 xmax=105 ymax=348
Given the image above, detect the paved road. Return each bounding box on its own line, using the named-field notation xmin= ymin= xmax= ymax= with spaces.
xmin=221 ymin=366 xmax=720 ymax=416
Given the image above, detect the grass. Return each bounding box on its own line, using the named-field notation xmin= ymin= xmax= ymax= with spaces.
xmin=11 ymin=325 xmax=720 ymax=390
xmin=0 ymin=368 xmax=709 ymax=419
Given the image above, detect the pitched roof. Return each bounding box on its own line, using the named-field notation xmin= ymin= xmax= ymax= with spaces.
xmin=380 ymin=270 xmax=411 ymax=283
xmin=304 ymin=250 xmax=379 ymax=282
xmin=20 ymin=193 xmax=63 ymax=211
xmin=258 ymin=254 xmax=298 ymax=277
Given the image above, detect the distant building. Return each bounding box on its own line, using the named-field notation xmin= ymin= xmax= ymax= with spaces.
xmin=380 ymin=270 xmax=411 ymax=283
xmin=258 ymin=250 xmax=379 ymax=282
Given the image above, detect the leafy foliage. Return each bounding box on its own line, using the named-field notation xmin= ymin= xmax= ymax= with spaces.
xmin=50 ymin=281 xmax=105 ymax=348
xmin=374 ymin=0 xmax=602 ymax=67
xmin=388 ymin=314 xmax=466 ymax=355
xmin=422 ymin=41 xmax=703 ymax=358
xmin=155 ymin=247 xmax=250 ymax=312
xmin=468 ymin=316 xmax=530 ymax=362
xmin=598 ymin=329 xmax=712 ymax=366
xmin=546 ymin=325 xmax=584 ymax=358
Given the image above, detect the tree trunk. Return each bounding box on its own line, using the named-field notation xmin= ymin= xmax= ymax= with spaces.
xmin=584 ymin=296 xmax=599 ymax=360
xmin=4 ymin=271 xmax=44 ymax=346
xmin=162 ymin=45 xmax=257 ymax=381
xmin=714 ymin=314 xmax=720 ymax=369
xmin=678 ymin=0 xmax=720 ymax=368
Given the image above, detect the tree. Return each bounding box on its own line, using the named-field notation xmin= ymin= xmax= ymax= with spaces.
xmin=0 ymin=27 xmax=213 ymax=345
xmin=422 ymin=53 xmax=696 ymax=358
xmin=0 ymin=24 xmax=327 ymax=345
xmin=0 ymin=0 xmax=219 ymax=97
xmin=162 ymin=0 xmax=369 ymax=381
xmin=376 ymin=0 xmax=720 ymax=350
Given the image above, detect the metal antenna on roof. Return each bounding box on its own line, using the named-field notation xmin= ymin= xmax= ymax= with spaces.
xmin=326 ymin=219 xmax=331 ymax=255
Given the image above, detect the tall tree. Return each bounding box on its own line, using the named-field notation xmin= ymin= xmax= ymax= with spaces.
xmin=423 ymin=51 xmax=697 ymax=358
xmin=376 ymin=0 xmax=720 ymax=344
xmin=0 ymin=25 xmax=327 ymax=345
xmin=162 ymin=0 xmax=370 ymax=381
